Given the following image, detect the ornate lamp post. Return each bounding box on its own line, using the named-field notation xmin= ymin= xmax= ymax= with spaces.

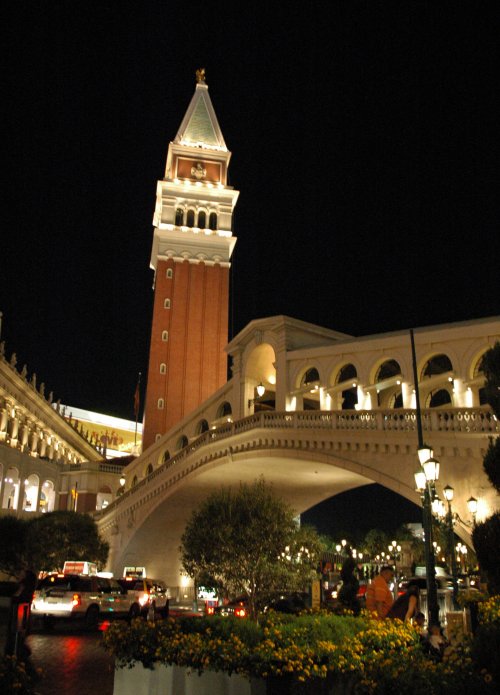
xmin=410 ymin=328 xmax=440 ymax=627
xmin=443 ymin=485 xmax=459 ymax=608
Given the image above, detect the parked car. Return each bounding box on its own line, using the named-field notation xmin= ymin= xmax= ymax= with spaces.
xmin=32 ymin=573 xmax=137 ymax=629
xmin=116 ymin=577 xmax=169 ymax=617
xmin=214 ymin=592 xmax=310 ymax=618
xmin=397 ymin=576 xmax=454 ymax=595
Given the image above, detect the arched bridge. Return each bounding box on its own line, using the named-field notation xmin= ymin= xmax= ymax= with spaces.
xmin=97 ymin=406 xmax=498 ymax=596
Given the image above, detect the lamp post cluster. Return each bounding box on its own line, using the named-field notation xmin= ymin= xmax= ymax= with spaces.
xmin=410 ymin=329 xmax=479 ymax=625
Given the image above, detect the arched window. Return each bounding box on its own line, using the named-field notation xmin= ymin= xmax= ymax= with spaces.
xmin=162 ymin=331 xmax=169 ymax=342
xmin=175 ymin=208 xmax=184 ymax=226
xmin=375 ymin=360 xmax=401 ymax=381
xmin=155 ymin=434 xmax=161 ymax=442
xmin=164 ymin=298 xmax=171 ymax=309
xmin=157 ymin=398 xmax=164 ymax=410
xmin=160 ymin=363 xmax=166 ymax=374
xmin=177 ymin=435 xmax=188 ymax=450
xmin=186 ymin=210 xmax=195 ymax=227
xmin=196 ymin=419 xmax=209 ymax=434
xmin=198 ymin=211 xmax=206 ymax=228
xmin=132 ymin=475 xmax=138 ymax=487
xmin=422 ymin=354 xmax=453 ymax=378
xmin=209 ymin=212 xmax=217 ymax=230
xmin=336 ymin=364 xmax=358 ymax=410
xmin=216 ymin=402 xmax=232 ymax=418
xmin=146 ymin=463 xmax=153 ymax=476
xmin=301 ymin=367 xmax=320 ymax=386
xmin=428 ymin=389 xmax=452 ymax=408
xmin=162 ymin=450 xmax=170 ymax=464
xmin=166 ymin=268 xmax=173 ymax=279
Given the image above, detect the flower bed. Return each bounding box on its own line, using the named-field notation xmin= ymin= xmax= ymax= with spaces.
xmin=103 ymin=608 xmax=499 ymax=694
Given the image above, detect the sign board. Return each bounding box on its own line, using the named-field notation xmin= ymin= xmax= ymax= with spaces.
xmin=311 ymin=579 xmax=321 ymax=610
xmin=123 ymin=566 xmax=146 ymax=578
xmin=63 ymin=561 xmax=97 ymax=576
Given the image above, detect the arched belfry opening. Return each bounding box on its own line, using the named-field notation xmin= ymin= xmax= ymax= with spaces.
xmin=244 ymin=343 xmax=276 ymax=414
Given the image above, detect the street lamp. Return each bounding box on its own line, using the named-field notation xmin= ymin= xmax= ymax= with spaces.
xmin=467 ymin=496 xmax=478 ymax=525
xmin=442 ymin=484 xmax=459 ymax=607
xmin=410 ymin=328 xmax=441 ymax=627
xmin=414 ymin=461 xmax=440 ymax=625
xmin=248 ymin=383 xmax=266 ymax=409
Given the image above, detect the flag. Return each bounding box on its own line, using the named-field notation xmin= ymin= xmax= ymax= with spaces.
xmin=134 ymin=372 xmax=141 ymax=420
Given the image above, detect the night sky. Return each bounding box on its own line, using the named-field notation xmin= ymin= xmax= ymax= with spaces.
xmin=2 ymin=3 xmax=499 ymax=533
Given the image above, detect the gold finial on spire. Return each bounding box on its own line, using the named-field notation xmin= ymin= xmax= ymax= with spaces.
xmin=196 ymin=68 xmax=206 ymax=84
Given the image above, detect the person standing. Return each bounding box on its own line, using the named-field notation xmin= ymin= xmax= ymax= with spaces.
xmin=338 ymin=556 xmax=360 ymax=615
xmin=365 ymin=565 xmax=394 ymax=618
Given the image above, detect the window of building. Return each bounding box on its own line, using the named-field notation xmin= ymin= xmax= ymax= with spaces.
xmin=209 ymin=212 xmax=217 ymax=230
xmin=146 ymin=463 xmax=153 ymax=476
xmin=198 ymin=210 xmax=206 ymax=228
xmin=164 ymin=298 xmax=171 ymax=309
xmin=162 ymin=331 xmax=169 ymax=342
xmin=166 ymin=268 xmax=173 ymax=279
xmin=155 ymin=434 xmax=161 ymax=442
xmin=160 ymin=363 xmax=166 ymax=374
xmin=158 ymin=398 xmax=164 ymax=409
xmin=175 ymin=209 xmax=184 ymax=226
xmin=186 ymin=209 xmax=195 ymax=227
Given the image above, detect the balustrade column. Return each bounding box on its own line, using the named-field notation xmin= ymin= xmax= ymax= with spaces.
xmin=0 ymin=405 xmax=8 ymax=438
xmin=29 ymin=428 xmax=39 ymax=456
xmin=19 ymin=421 xmax=30 ymax=451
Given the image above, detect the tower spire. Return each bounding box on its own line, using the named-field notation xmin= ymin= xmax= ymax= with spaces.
xmin=142 ymin=77 xmax=239 ymax=451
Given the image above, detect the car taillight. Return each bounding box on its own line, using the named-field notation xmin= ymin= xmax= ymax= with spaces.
xmin=235 ymin=607 xmax=246 ymax=618
xmin=206 ymin=606 xmax=215 ymax=615
xmin=72 ymin=594 xmax=81 ymax=607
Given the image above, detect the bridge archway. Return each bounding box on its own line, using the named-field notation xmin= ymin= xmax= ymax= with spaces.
xmin=244 ymin=343 xmax=276 ymax=414
xmin=104 ymin=443 xmax=433 ymax=593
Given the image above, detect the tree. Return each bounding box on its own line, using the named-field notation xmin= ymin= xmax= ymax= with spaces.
xmin=472 ymin=512 xmax=500 ymax=595
xmin=25 ymin=512 xmax=109 ymax=574
xmin=471 ymin=343 xmax=500 ymax=594
xmin=362 ymin=529 xmax=389 ymax=558
xmin=483 ymin=437 xmax=500 ymax=495
xmin=180 ymin=479 xmax=321 ymax=619
xmin=482 ymin=341 xmax=500 ymax=419
xmin=0 ymin=517 xmax=29 ymax=578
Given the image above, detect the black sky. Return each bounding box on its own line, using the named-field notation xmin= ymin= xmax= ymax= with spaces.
xmin=2 ymin=1 xmax=499 ymax=427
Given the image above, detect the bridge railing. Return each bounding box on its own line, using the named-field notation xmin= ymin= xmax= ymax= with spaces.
xmin=97 ymin=406 xmax=497 ymax=517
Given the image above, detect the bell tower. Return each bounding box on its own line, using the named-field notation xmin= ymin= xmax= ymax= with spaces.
xmin=142 ymin=71 xmax=239 ymax=451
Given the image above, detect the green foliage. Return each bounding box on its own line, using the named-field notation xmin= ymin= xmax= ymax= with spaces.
xmin=363 ymin=528 xmax=389 ymax=556
xmin=472 ymin=513 xmax=500 ymax=595
xmin=0 ymin=517 xmax=29 ymax=578
xmin=0 ymin=511 xmax=109 ymax=576
xmin=483 ymin=437 xmax=500 ymax=495
xmin=180 ymin=479 xmax=321 ymax=619
xmin=481 ymin=342 xmax=500 ymax=418
xmin=103 ymin=610 xmax=499 ymax=692
xmin=0 ymin=655 xmax=39 ymax=695
xmin=25 ymin=511 xmax=109 ymax=573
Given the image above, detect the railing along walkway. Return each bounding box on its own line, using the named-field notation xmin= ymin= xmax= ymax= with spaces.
xmin=97 ymin=407 xmax=497 ymax=518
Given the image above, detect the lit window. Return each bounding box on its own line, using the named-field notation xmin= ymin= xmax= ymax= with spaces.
xmin=158 ymin=398 xmax=164 ymax=410
xmin=162 ymin=330 xmax=169 ymax=342
xmin=160 ymin=363 xmax=166 ymax=374
xmin=166 ymin=268 xmax=173 ymax=279
xmin=164 ymin=298 xmax=171 ymax=309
